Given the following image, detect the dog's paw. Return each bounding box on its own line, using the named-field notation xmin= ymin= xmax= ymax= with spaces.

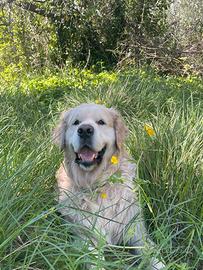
xmin=151 ymin=258 xmax=166 ymax=270
xmin=90 ymin=267 xmax=105 ymax=270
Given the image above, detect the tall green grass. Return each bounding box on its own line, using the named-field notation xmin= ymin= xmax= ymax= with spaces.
xmin=0 ymin=69 xmax=202 ymax=269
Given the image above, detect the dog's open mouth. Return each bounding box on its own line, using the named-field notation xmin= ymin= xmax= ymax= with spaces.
xmin=75 ymin=146 xmax=106 ymax=167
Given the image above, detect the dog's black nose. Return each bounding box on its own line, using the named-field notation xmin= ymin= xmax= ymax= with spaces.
xmin=77 ymin=124 xmax=94 ymax=138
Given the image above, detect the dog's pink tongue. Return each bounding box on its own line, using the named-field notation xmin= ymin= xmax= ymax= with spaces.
xmin=79 ymin=149 xmax=96 ymax=161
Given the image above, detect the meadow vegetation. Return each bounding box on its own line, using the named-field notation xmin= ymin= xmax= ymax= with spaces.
xmin=0 ymin=68 xmax=202 ymax=269
xmin=1 ymin=1 xmax=203 ymax=269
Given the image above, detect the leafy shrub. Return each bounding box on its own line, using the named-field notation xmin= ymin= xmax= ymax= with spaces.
xmin=4 ymin=0 xmax=203 ymax=75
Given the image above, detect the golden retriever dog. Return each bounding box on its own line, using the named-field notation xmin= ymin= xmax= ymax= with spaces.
xmin=53 ymin=103 xmax=165 ymax=269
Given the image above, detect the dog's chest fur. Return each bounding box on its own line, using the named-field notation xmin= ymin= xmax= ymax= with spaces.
xmin=57 ymin=159 xmax=141 ymax=244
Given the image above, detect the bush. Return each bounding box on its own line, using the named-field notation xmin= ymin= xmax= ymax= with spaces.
xmin=3 ymin=0 xmax=202 ymax=75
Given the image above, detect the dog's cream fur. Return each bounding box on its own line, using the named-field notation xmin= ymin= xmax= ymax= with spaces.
xmin=53 ymin=103 xmax=165 ymax=269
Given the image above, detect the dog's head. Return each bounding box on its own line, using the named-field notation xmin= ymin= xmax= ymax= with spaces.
xmin=53 ymin=103 xmax=128 ymax=171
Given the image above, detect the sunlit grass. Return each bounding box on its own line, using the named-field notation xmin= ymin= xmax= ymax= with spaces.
xmin=0 ymin=69 xmax=202 ymax=269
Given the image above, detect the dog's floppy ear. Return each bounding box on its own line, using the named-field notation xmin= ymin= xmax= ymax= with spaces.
xmin=109 ymin=108 xmax=129 ymax=151
xmin=52 ymin=110 xmax=72 ymax=150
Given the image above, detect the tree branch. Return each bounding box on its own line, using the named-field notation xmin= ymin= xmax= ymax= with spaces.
xmin=13 ymin=1 xmax=60 ymax=21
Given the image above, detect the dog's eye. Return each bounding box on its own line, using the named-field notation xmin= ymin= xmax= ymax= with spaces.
xmin=73 ymin=120 xmax=80 ymax=125
xmin=97 ymin=120 xmax=105 ymax=125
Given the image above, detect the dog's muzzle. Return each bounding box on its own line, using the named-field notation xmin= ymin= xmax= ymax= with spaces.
xmin=75 ymin=124 xmax=106 ymax=168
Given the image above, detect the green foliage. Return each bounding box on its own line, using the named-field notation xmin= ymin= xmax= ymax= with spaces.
xmin=1 ymin=1 xmax=203 ymax=74
xmin=0 ymin=0 xmax=176 ymax=72
xmin=1 ymin=67 xmax=117 ymax=93
xmin=0 ymin=2 xmax=57 ymax=72
xmin=0 ymin=68 xmax=202 ymax=269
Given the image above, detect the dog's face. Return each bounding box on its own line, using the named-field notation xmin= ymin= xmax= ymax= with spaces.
xmin=54 ymin=104 xmax=128 ymax=171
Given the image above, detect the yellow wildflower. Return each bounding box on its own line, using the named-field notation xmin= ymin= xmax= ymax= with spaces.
xmin=95 ymin=99 xmax=102 ymax=104
xmin=144 ymin=124 xmax=155 ymax=137
xmin=100 ymin=192 xmax=107 ymax=199
xmin=111 ymin=155 xmax=119 ymax=165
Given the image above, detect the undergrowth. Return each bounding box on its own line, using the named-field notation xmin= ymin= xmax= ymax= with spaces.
xmin=0 ymin=68 xmax=202 ymax=269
